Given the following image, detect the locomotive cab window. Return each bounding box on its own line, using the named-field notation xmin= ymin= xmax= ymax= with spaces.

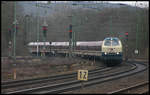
xmin=104 ymin=38 xmax=119 ymax=46
xmin=112 ymin=39 xmax=119 ymax=46
xmin=104 ymin=39 xmax=111 ymax=46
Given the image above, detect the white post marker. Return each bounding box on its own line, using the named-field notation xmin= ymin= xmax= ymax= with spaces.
xmin=134 ymin=49 xmax=139 ymax=55
xmin=78 ymin=70 xmax=88 ymax=92
xmin=13 ymin=68 xmax=16 ymax=80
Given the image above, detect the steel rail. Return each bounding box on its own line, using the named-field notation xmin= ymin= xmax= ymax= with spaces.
xmin=107 ymin=81 xmax=149 ymax=94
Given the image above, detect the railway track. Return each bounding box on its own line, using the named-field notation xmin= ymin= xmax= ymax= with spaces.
xmin=2 ymin=66 xmax=111 ymax=92
xmin=1 ymin=56 xmax=34 ymax=61
xmin=107 ymin=81 xmax=149 ymax=94
xmin=3 ymin=61 xmax=147 ymax=94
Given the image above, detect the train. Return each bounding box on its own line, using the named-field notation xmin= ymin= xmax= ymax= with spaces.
xmin=27 ymin=41 xmax=103 ymax=54
xmin=101 ymin=37 xmax=123 ymax=66
xmin=28 ymin=37 xmax=123 ymax=66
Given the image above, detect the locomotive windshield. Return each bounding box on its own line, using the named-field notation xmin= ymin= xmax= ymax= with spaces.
xmin=104 ymin=39 xmax=111 ymax=46
xmin=104 ymin=38 xmax=119 ymax=46
xmin=112 ymin=39 xmax=119 ymax=46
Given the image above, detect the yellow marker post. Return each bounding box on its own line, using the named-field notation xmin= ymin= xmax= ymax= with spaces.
xmin=78 ymin=70 xmax=88 ymax=92
xmin=78 ymin=70 xmax=88 ymax=81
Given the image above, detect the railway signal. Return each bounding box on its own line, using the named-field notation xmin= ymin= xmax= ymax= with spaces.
xmin=42 ymin=21 xmax=48 ymax=57
xmin=69 ymin=24 xmax=72 ymax=39
xmin=13 ymin=20 xmax=18 ymax=60
xmin=68 ymin=24 xmax=73 ymax=58
xmin=42 ymin=26 xmax=47 ymax=37
xmin=8 ymin=28 xmax=12 ymax=57
xmin=8 ymin=41 xmax=12 ymax=57
xmin=8 ymin=28 xmax=12 ymax=39
xmin=125 ymin=32 xmax=128 ymax=41
xmin=42 ymin=22 xmax=48 ymax=38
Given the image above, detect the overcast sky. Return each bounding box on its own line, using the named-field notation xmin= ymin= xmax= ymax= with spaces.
xmin=38 ymin=1 xmax=149 ymax=8
xmin=109 ymin=1 xmax=149 ymax=8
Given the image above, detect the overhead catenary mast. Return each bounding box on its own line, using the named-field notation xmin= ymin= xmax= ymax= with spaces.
xmin=36 ymin=1 xmax=39 ymax=56
xmin=13 ymin=2 xmax=18 ymax=60
xmin=135 ymin=1 xmax=139 ymax=55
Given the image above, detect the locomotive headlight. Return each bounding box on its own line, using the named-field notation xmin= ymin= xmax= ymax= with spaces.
xmin=117 ymin=52 xmax=119 ymax=55
xmin=104 ymin=52 xmax=107 ymax=55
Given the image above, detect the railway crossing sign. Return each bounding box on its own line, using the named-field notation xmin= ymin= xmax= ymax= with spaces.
xmin=78 ymin=70 xmax=88 ymax=81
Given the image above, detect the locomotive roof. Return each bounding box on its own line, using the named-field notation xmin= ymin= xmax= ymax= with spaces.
xmin=28 ymin=42 xmax=50 ymax=46
xmin=104 ymin=37 xmax=119 ymax=40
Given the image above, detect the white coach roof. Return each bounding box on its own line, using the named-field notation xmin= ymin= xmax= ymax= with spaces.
xmin=77 ymin=41 xmax=102 ymax=46
xmin=28 ymin=42 xmax=50 ymax=46
xmin=28 ymin=41 xmax=103 ymax=46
